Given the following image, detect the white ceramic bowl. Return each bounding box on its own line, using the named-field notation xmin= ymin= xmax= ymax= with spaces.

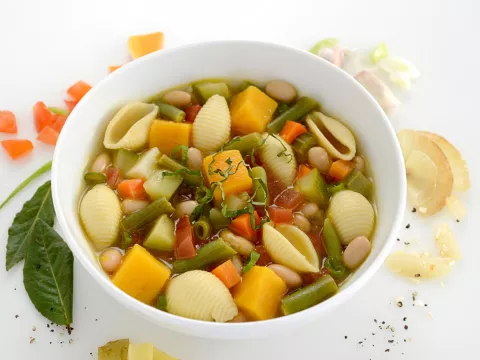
xmin=52 ymin=41 xmax=406 ymax=339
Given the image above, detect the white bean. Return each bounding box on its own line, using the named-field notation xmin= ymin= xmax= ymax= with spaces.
xmin=186 ymin=147 xmax=203 ymax=171
xmin=175 ymin=200 xmax=199 ymax=218
xmin=231 ymin=255 xmax=243 ymax=275
xmin=352 ymin=155 xmax=365 ymax=173
xmin=265 ymin=80 xmax=297 ymax=103
xmin=220 ymin=229 xmax=254 ymax=256
xmin=343 ymin=236 xmax=371 ymax=269
xmin=293 ymin=213 xmax=312 ymax=233
xmin=91 ymin=152 xmax=111 ymax=174
xmin=121 ymin=199 xmax=149 ymax=215
xmin=99 ymin=248 xmax=123 ymax=273
xmin=301 ymin=202 xmax=320 ymax=220
xmin=163 ymin=90 xmax=192 ymax=109
xmin=308 ymin=147 xmax=332 ymax=174
xmin=268 ymin=264 xmax=302 ymax=288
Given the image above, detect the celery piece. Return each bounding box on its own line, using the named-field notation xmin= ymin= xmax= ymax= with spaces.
xmin=193 ymin=82 xmax=231 ymax=103
xmin=309 ymin=38 xmax=338 ymax=54
xmin=291 ymin=133 xmax=317 ymax=163
xmin=209 ymin=208 xmax=231 ymax=230
xmin=328 ymin=183 xmax=346 ymax=195
xmin=344 ymin=169 xmax=372 ymax=198
xmin=48 ymin=107 xmax=69 ymax=116
xmin=121 ymin=197 xmax=174 ymax=232
xmin=144 ymin=214 xmax=175 ymax=251
xmin=144 ymin=170 xmax=183 ymax=200
xmin=157 ymin=154 xmax=203 ymax=186
xmin=370 ymin=42 xmax=388 ymax=64
xmin=113 ymin=149 xmax=139 ymax=174
xmin=294 ymin=168 xmax=329 ymax=205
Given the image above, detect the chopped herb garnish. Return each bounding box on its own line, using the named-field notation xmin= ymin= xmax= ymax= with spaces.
xmin=406 ymin=224 xmax=411 ymax=229
xmin=242 ymin=251 xmax=260 ymax=274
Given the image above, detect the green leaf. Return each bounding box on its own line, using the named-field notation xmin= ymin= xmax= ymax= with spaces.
xmin=0 ymin=161 xmax=52 ymax=210
xmin=370 ymin=42 xmax=389 ymax=64
xmin=309 ymin=38 xmax=338 ymax=54
xmin=23 ymin=219 xmax=73 ymax=327
xmin=6 ymin=181 xmax=55 ymax=270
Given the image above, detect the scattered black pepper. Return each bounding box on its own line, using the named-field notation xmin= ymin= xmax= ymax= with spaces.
xmin=374 ymin=319 xmax=378 ymax=323
xmin=359 ymin=341 xmax=363 ymax=344
xmin=47 ymin=324 xmax=50 ymax=328
xmin=424 ymin=304 xmax=428 ymax=307
xmin=15 ymin=315 xmax=19 ymax=319
xmin=412 ymin=208 xmax=417 ymax=213
xmin=388 ymin=340 xmax=394 ymax=343
xmin=345 ymin=336 xmax=348 ymax=339
xmin=382 ymin=321 xmax=385 ymax=325
xmin=404 ymin=325 xmax=409 ymax=330
xmin=404 ymin=339 xmax=407 ymax=342
xmin=50 ymin=342 xmax=52 ymax=345
xmin=404 ymin=242 xmax=410 ymax=245
xmin=397 ymin=238 xmax=400 ymax=242
xmin=397 ymin=301 xmax=403 ymax=307
xmin=403 ymin=317 xmax=407 ymax=321
xmin=95 ymin=318 xmax=98 ymax=322
xmin=14 ymin=288 xmax=16 ymax=291
xmin=406 ymin=224 xmax=411 ymax=229
xmin=50 ymin=330 xmax=54 ymax=333
xmin=456 ymin=219 xmax=460 ymax=223
xmin=372 ymin=333 xmax=375 ymax=336
xmin=385 ymin=349 xmax=390 ymax=352
xmin=414 ymin=274 xmax=421 ymax=278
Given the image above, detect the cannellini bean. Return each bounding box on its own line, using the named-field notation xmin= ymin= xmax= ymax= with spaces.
xmin=231 ymin=255 xmax=243 ymax=275
xmin=230 ymin=312 xmax=248 ymax=323
xmin=99 ymin=248 xmax=123 ymax=273
xmin=308 ymin=147 xmax=332 ymax=174
xmin=343 ymin=236 xmax=371 ymax=269
xmin=301 ymin=203 xmax=320 ymax=220
xmin=352 ymin=156 xmax=365 ymax=173
xmin=268 ymin=264 xmax=302 ymax=288
xmin=186 ymin=147 xmax=204 ymax=171
xmin=175 ymin=200 xmax=199 ymax=218
xmin=121 ymin=199 xmax=149 ymax=215
xmin=293 ymin=213 xmax=312 ymax=233
xmin=163 ymin=90 xmax=192 ymax=109
xmin=265 ymin=80 xmax=297 ymax=103
xmin=220 ymin=229 xmax=254 ymax=256
xmin=91 ymin=152 xmax=111 ymax=173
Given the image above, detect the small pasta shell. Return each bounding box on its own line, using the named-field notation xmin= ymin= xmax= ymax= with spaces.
xmin=435 ymin=224 xmax=461 ymax=260
xmin=80 ymin=185 xmax=122 ymax=250
xmin=386 ymin=251 xmax=454 ymax=279
xmin=262 ymin=223 xmax=319 ymax=273
xmin=192 ymin=95 xmax=231 ymax=154
xmin=328 ymin=190 xmax=375 ymax=245
xmin=104 ymin=102 xmax=158 ymax=151
xmin=166 ymin=270 xmax=238 ymax=322
xmin=257 ymin=134 xmax=297 ymax=186
xmin=306 ymin=111 xmax=356 ymax=161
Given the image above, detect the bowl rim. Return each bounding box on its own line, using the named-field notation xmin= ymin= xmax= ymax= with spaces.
xmin=52 ymin=39 xmax=406 ymax=337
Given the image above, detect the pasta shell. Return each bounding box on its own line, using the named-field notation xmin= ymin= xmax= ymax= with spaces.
xmin=192 ymin=95 xmax=231 ymax=154
xmin=257 ymin=134 xmax=297 ymax=186
xmin=306 ymin=111 xmax=356 ymax=161
xmin=262 ymin=223 xmax=319 ymax=273
xmin=104 ymin=102 xmax=158 ymax=151
xmin=166 ymin=270 xmax=238 ymax=322
xmin=327 ymin=190 xmax=375 ymax=245
xmin=386 ymin=251 xmax=454 ymax=279
xmin=435 ymin=224 xmax=461 ymax=260
xmin=80 ymin=184 xmax=122 ymax=250
xmin=126 ymin=147 xmax=160 ymax=179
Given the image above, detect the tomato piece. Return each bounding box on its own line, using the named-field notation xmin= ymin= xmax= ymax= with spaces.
xmin=274 ymin=188 xmax=304 ymax=209
xmin=33 ymin=101 xmax=55 ymax=132
xmin=175 ymin=216 xmax=196 ymax=260
xmin=64 ymin=99 xmax=78 ymax=112
xmin=0 ymin=111 xmax=17 ymax=133
xmin=52 ymin=115 xmax=68 ymax=133
xmin=254 ymin=245 xmax=272 ymax=266
xmin=267 ymin=206 xmax=293 ymax=224
xmin=185 ymin=104 xmax=202 ymax=123
xmin=1 ymin=139 xmax=33 ymax=160
xmin=67 ymin=80 xmax=92 ymax=102
xmin=106 ymin=168 xmax=120 ymax=189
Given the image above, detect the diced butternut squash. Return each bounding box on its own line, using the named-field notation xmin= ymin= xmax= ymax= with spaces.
xmin=233 ymin=266 xmax=286 ymax=320
xmin=203 ymin=150 xmax=253 ymax=202
xmin=112 ymin=244 xmax=171 ymax=304
xmin=148 ymin=120 xmax=192 ymax=155
xmin=230 ymin=86 xmax=278 ymax=135
xmin=128 ymin=32 xmax=164 ymax=59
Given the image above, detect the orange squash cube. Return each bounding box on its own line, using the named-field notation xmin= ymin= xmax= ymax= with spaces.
xmin=148 ymin=120 xmax=192 ymax=155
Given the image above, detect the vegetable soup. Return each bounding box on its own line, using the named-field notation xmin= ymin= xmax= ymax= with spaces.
xmin=79 ymin=79 xmax=376 ymax=322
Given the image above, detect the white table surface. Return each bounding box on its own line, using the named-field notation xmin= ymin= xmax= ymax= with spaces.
xmin=1 ymin=0 xmax=479 ymax=359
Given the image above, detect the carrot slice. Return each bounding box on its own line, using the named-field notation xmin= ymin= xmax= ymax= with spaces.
xmin=128 ymin=32 xmax=164 ymax=59
xmin=175 ymin=215 xmax=196 ymax=260
xmin=67 ymin=80 xmax=92 ymax=102
xmin=52 ymin=115 xmax=67 ymax=133
xmin=33 ymin=101 xmax=55 ymax=132
xmin=268 ymin=206 xmax=293 ymax=224
xmin=279 ymin=120 xmax=307 ymax=144
xmin=64 ymin=99 xmax=78 ymax=112
xmin=297 ymin=164 xmax=312 ymax=179
xmin=37 ymin=126 xmax=59 ymax=146
xmin=1 ymin=140 xmax=33 ymax=160
xmin=108 ymin=65 xmax=122 ymax=73
xmin=0 ymin=111 xmax=17 ymax=134
xmin=229 ymin=211 xmax=261 ymax=241
xmin=328 ymin=160 xmax=354 ymax=180
xmin=117 ymin=179 xmax=146 ymax=199
xmin=212 ymin=260 xmax=241 ymax=289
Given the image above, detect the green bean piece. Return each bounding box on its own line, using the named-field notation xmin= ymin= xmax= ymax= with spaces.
xmin=84 ymin=172 xmax=107 ymax=184
xmin=274 ymin=103 xmax=290 ymax=117
xmin=294 ymin=168 xmax=329 ymax=205
xmin=121 ymin=197 xmax=174 ymax=232
xmin=209 ymin=208 xmax=231 ymax=230
xmin=242 ymin=251 xmax=260 ymax=274
xmin=323 ymin=218 xmax=343 ymax=259
xmin=48 ymin=107 xmax=69 ymax=115
xmin=324 ymin=257 xmax=349 ymax=278
xmin=251 ymin=167 xmax=269 ymax=205
xmin=173 ymin=239 xmax=237 ymax=273
xmin=344 ymin=169 xmax=373 ymax=198
xmin=281 ymin=275 xmax=339 ymax=315
xmin=328 ymin=183 xmax=346 ymax=195
xmin=267 ymin=97 xmax=319 ymax=133
xmin=120 ymin=232 xmax=133 ymax=250
xmin=156 ymin=294 xmax=167 ymax=311
xmin=291 ymin=133 xmax=317 ymax=163
xmin=151 ymin=102 xmax=186 ymax=122
xmin=157 ymin=154 xmax=203 ymax=186
xmin=193 ymin=82 xmax=231 ymax=103
xmin=193 ymin=216 xmax=212 ymax=241
xmin=223 ymin=133 xmax=264 ymax=154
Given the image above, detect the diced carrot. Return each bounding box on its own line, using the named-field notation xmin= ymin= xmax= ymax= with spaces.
xmin=185 ymin=104 xmax=202 ymax=123
xmin=211 ymin=260 xmax=241 ymax=289
xmin=67 ymin=80 xmax=92 ymax=102
xmin=279 ymin=120 xmax=307 ymax=144
xmin=0 ymin=111 xmax=17 ymax=134
xmin=64 ymin=99 xmax=78 ymax=111
xmin=37 ymin=126 xmax=59 ymax=146
xmin=297 ymin=164 xmax=312 ymax=179
xmin=128 ymin=32 xmax=164 ymax=59
xmin=229 ymin=211 xmax=261 ymax=242
xmin=274 ymin=188 xmax=304 ymax=209
xmin=1 ymin=140 xmax=33 ymax=160
xmin=117 ymin=179 xmax=146 ymax=199
xmin=108 ymin=65 xmax=122 ymax=73
xmin=33 ymin=101 xmax=55 ymax=132
xmin=328 ymin=160 xmax=354 ymax=180
xmin=175 ymin=216 xmax=196 ymax=260
xmin=268 ymin=206 xmax=293 ymax=224
xmin=106 ymin=168 xmax=121 ymax=189
xmin=52 ymin=115 xmax=67 ymax=133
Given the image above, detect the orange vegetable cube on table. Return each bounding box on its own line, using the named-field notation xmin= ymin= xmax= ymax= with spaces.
xmin=1 ymin=140 xmax=34 ymax=160
xmin=202 ymin=150 xmax=253 ymax=203
xmin=37 ymin=126 xmax=59 ymax=146
xmin=33 ymin=101 xmax=55 ymax=132
xmin=148 ymin=120 xmax=192 ymax=155
xmin=112 ymin=244 xmax=171 ymax=304
xmin=128 ymin=32 xmax=164 ymax=59
xmin=230 ymin=86 xmax=278 ymax=135
xmin=233 ymin=266 xmax=287 ymax=320
xmin=67 ymin=80 xmax=92 ymax=102
xmin=0 ymin=111 xmax=17 ymax=133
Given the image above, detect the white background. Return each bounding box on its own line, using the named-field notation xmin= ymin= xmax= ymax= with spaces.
xmin=1 ymin=0 xmax=479 ymax=359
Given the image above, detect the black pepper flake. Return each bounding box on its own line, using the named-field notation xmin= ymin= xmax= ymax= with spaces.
xmin=404 ymin=339 xmax=407 ymax=342
xmin=359 ymin=341 xmax=363 ymax=344
xmin=36 ymin=264 xmax=41 ymax=269
xmin=372 ymin=333 xmax=376 ymax=336
xmin=14 ymin=288 xmax=16 ymax=291
xmin=414 ymin=274 xmax=421 ymax=278
xmin=15 ymin=315 xmax=19 ymax=319
xmin=424 ymin=304 xmax=428 ymax=307
xmin=403 ymin=317 xmax=407 ymax=321
xmin=397 ymin=301 xmax=403 ymax=307
xmin=404 ymin=242 xmax=410 ymax=245
xmin=388 ymin=340 xmax=394 ymax=343
xmin=50 ymin=329 xmax=54 ymax=333
xmin=50 ymin=307 xmax=54 ymax=311
xmin=385 ymin=349 xmax=390 ymax=352
xmin=404 ymin=325 xmax=409 ymax=330
xmin=412 ymin=208 xmax=417 ymax=213
xmin=406 ymin=224 xmax=410 ymax=229
xmin=47 ymin=324 xmax=50 ymax=328
xmin=95 ymin=318 xmax=98 ymax=322
xmin=345 ymin=336 xmax=348 ymax=339
xmin=374 ymin=319 xmax=378 ymax=323
xmin=50 ymin=342 xmax=52 ymax=345
xmin=397 ymin=238 xmax=400 ymax=242
xmin=382 ymin=321 xmax=385 ymax=324
xmin=456 ymin=219 xmax=460 ymax=223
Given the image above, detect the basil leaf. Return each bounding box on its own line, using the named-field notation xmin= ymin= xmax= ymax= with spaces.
xmin=23 ymin=219 xmax=73 ymax=328
xmin=6 ymin=181 xmax=55 ymax=270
